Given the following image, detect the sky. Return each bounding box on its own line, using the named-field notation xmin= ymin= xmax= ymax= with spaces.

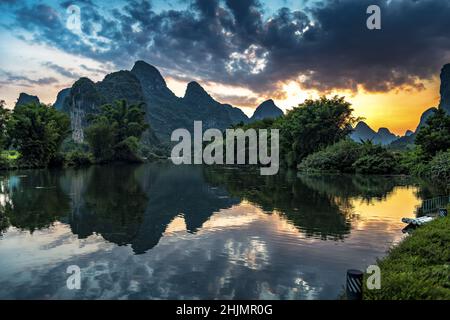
xmin=0 ymin=0 xmax=449 ymax=135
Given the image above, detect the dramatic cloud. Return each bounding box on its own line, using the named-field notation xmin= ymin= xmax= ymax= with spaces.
xmin=0 ymin=71 xmax=58 ymax=87
xmin=42 ymin=62 xmax=81 ymax=79
xmin=6 ymin=0 xmax=450 ymax=95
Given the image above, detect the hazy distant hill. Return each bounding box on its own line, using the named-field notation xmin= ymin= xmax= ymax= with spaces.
xmin=350 ymin=121 xmax=398 ymax=145
xmin=389 ymin=107 xmax=437 ymax=149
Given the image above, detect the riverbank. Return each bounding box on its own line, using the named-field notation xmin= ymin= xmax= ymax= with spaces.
xmin=364 ymin=212 xmax=450 ymax=300
xmin=0 ymin=149 xmax=168 ymax=171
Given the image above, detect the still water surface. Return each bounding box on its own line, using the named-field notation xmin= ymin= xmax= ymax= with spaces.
xmin=0 ymin=164 xmax=437 ymax=299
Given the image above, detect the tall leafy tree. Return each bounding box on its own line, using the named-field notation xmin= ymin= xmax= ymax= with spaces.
xmin=0 ymin=100 xmax=10 ymax=149
xmin=415 ymin=108 xmax=450 ymax=158
xmin=85 ymin=100 xmax=149 ymax=162
xmin=276 ymin=96 xmax=359 ymax=167
xmin=9 ymin=103 xmax=70 ymax=167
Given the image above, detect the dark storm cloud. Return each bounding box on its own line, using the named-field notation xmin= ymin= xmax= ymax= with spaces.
xmin=9 ymin=0 xmax=450 ymax=94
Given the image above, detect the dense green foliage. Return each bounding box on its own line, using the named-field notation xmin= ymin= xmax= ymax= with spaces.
xmin=298 ymin=139 xmax=362 ymax=173
xmin=396 ymin=147 xmax=428 ymax=176
xmin=298 ymin=140 xmax=400 ymax=174
xmin=8 ymin=103 xmax=70 ymax=167
xmin=415 ymin=109 xmax=450 ymax=158
xmin=85 ymin=100 xmax=148 ymax=162
xmin=0 ymin=100 xmax=10 ymax=149
xmin=276 ymin=96 xmax=359 ymax=168
xmin=364 ymin=217 xmax=450 ymax=300
xmin=0 ymin=150 xmax=19 ymax=170
xmin=424 ymin=150 xmax=450 ymax=184
xmin=65 ymin=150 xmax=93 ymax=167
xmin=353 ymin=142 xmax=398 ymax=174
xmin=0 ymin=99 xmax=162 ymax=170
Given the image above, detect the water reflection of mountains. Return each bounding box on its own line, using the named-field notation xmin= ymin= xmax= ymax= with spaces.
xmin=0 ymin=164 xmax=433 ymax=253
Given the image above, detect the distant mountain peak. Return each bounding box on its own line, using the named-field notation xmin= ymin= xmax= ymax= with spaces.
xmin=259 ymin=99 xmax=275 ymax=107
xmin=15 ymin=92 xmax=40 ymax=108
xmin=184 ymin=81 xmax=213 ymax=102
xmin=187 ymin=80 xmax=202 ymax=90
xmin=355 ymin=121 xmax=374 ymax=131
xmin=132 ymin=60 xmax=166 ymax=82
xmin=131 ymin=60 xmax=173 ymax=97
xmin=350 ymin=121 xmax=397 ymax=145
xmin=377 ymin=127 xmax=392 ymax=134
xmin=251 ymin=99 xmax=283 ymax=121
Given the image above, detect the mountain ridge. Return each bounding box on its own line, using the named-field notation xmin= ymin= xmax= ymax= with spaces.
xmin=350 ymin=121 xmax=399 ymax=145
xmin=58 ymin=60 xmax=282 ymax=143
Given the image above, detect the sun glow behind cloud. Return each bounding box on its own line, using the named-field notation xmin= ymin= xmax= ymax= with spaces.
xmin=166 ymin=77 xmax=441 ymax=135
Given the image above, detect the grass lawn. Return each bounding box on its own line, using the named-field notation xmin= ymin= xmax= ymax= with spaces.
xmin=364 ymin=212 xmax=450 ymax=300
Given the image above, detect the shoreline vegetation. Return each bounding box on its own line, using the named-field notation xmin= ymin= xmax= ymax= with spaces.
xmin=1 ymin=96 xmax=449 ymax=191
xmin=0 ymin=99 xmax=168 ymax=171
xmin=364 ymin=213 xmax=450 ymax=300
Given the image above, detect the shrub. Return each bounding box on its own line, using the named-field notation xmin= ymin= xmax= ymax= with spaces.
xmin=60 ymin=138 xmax=89 ymax=153
xmin=0 ymin=150 xmax=20 ymax=170
xmin=424 ymin=150 xmax=450 ymax=185
xmin=298 ymin=139 xmax=362 ymax=173
xmin=113 ymin=136 xmax=141 ymax=163
xmin=396 ymin=147 xmax=428 ymax=175
xmin=353 ymin=143 xmax=398 ymax=174
xmin=65 ymin=150 xmax=93 ymax=167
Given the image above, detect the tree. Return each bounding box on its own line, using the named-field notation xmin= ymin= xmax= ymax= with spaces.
xmin=276 ymin=96 xmax=359 ymax=167
xmin=9 ymin=103 xmax=70 ymax=167
xmin=0 ymin=100 xmax=10 ymax=149
xmin=85 ymin=121 xmax=114 ymax=161
xmin=415 ymin=108 xmax=450 ymax=158
xmin=352 ymin=141 xmax=398 ymax=174
xmin=85 ymin=100 xmax=148 ymax=162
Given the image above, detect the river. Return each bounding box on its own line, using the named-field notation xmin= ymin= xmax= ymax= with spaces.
xmin=0 ymin=163 xmax=441 ymax=299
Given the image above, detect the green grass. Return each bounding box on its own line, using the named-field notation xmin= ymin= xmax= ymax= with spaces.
xmin=364 ymin=216 xmax=450 ymax=300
